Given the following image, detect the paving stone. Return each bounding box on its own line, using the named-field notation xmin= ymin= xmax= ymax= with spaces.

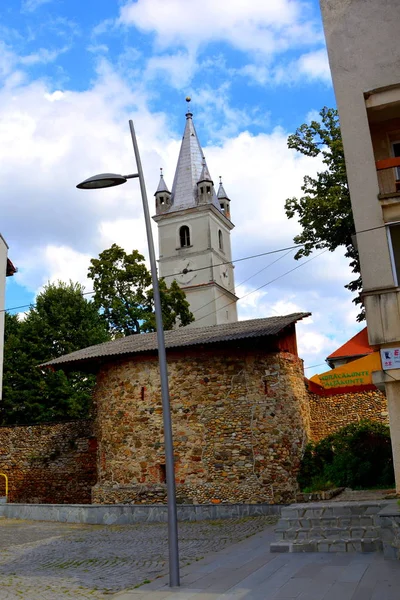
xmin=0 ymin=516 xmax=274 ymax=599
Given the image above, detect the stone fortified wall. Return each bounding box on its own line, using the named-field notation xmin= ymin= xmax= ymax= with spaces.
xmin=92 ymin=347 xmax=310 ymax=505
xmin=309 ymin=389 xmax=388 ymax=442
xmin=0 ymin=420 xmax=96 ymax=503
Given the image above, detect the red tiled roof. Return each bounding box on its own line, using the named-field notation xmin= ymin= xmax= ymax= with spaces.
xmin=327 ymin=327 xmax=373 ymax=360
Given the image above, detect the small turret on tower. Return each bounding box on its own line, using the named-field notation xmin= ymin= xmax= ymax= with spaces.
xmin=217 ymin=177 xmax=231 ymax=220
xmin=154 ymin=168 xmax=171 ymax=214
xmin=197 ymin=157 xmax=215 ymax=205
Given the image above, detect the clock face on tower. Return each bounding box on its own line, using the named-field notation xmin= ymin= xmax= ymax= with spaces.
xmin=176 ymin=259 xmax=196 ymax=285
xmin=219 ymin=264 xmax=230 ymax=288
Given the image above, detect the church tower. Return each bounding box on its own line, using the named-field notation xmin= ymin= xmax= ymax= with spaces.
xmin=153 ymin=105 xmax=238 ymax=327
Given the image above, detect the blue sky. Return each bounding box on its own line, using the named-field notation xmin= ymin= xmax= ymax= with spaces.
xmin=1 ymin=0 xmax=355 ymax=374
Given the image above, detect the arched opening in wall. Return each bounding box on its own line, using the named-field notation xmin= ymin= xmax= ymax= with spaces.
xmin=218 ymin=229 xmax=223 ymax=251
xmin=179 ymin=225 xmax=191 ymax=248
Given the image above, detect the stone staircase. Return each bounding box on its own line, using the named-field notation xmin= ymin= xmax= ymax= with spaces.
xmin=270 ymin=501 xmax=393 ymax=553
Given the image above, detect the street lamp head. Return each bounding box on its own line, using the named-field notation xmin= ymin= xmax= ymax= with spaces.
xmin=76 ymin=173 xmax=127 ymax=190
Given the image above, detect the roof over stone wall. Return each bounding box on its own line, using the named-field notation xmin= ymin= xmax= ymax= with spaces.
xmin=42 ymin=313 xmax=310 ymax=371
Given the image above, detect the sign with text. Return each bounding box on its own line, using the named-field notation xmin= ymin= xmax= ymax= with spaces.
xmin=380 ymin=347 xmax=400 ymax=370
xmin=310 ymin=352 xmax=381 ymax=390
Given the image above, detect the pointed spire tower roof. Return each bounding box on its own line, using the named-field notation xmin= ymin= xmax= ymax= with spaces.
xmin=155 ymin=168 xmax=170 ymax=194
xmin=217 ymin=176 xmax=229 ymax=200
xmin=167 ymin=100 xmax=221 ymax=213
xmin=198 ymin=156 xmax=213 ymax=184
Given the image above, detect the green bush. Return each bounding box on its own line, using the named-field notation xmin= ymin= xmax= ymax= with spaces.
xmin=298 ymin=420 xmax=395 ymax=491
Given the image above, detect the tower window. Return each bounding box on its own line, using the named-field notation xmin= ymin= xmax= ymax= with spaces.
xmin=218 ymin=229 xmax=223 ymax=251
xmin=159 ymin=196 xmax=165 ymax=205
xmin=179 ymin=225 xmax=191 ymax=248
xmin=220 ymin=203 xmax=225 ymax=213
xmin=206 ymin=186 xmax=211 ymax=194
xmin=200 ymin=186 xmax=204 ymax=194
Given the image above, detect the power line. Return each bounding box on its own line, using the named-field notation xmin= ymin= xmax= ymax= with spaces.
xmin=2 ymin=243 xmax=302 ymax=315
xmin=2 ymin=290 xmax=95 ymax=314
xmin=3 ymin=246 xmax=325 ymax=317
xmin=191 ymin=248 xmax=294 ymax=318
xmin=304 ymin=362 xmax=327 ymax=370
xmin=162 ymin=244 xmax=302 ymax=280
xmin=192 ymin=249 xmax=328 ymax=326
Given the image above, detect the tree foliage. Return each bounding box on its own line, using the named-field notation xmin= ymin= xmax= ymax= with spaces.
xmin=284 ymin=107 xmax=364 ymax=321
xmin=1 ymin=282 xmax=110 ymax=425
xmin=298 ymin=420 xmax=394 ymax=491
xmin=88 ymin=244 xmax=194 ymax=335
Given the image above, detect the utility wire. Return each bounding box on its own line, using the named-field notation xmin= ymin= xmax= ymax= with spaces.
xmin=3 ymin=246 xmax=326 ymax=317
xmin=161 ymin=244 xmax=301 ymax=280
xmin=192 ymin=249 xmax=328 ymax=326
xmin=190 ymin=248 xmax=294 ymax=317
xmin=2 ymin=243 xmax=302 ymax=314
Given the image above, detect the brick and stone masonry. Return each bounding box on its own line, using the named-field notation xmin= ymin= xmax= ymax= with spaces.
xmin=0 ymin=420 xmax=96 ymax=503
xmin=309 ymin=389 xmax=388 ymax=442
xmin=92 ymin=345 xmax=310 ymax=505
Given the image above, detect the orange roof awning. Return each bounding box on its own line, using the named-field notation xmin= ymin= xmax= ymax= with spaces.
xmin=327 ymin=327 xmax=373 ymax=360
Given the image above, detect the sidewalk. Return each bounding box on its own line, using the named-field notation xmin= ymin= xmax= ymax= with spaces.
xmin=113 ymin=525 xmax=400 ymax=600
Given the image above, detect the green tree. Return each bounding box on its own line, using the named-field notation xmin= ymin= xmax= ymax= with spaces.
xmin=88 ymin=244 xmax=194 ymax=335
xmin=298 ymin=420 xmax=394 ymax=491
xmin=284 ymin=107 xmax=364 ymax=320
xmin=1 ymin=282 xmax=110 ymax=425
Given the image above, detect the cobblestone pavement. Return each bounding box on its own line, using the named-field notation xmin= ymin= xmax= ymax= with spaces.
xmin=0 ymin=516 xmax=277 ymax=599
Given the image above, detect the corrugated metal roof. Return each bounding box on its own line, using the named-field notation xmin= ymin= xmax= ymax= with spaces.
xmin=42 ymin=313 xmax=310 ymax=370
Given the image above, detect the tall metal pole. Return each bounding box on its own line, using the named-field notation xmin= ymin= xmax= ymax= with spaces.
xmin=129 ymin=120 xmax=180 ymax=587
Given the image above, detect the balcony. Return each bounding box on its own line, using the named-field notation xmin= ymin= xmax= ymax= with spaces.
xmin=376 ymin=156 xmax=400 ymax=204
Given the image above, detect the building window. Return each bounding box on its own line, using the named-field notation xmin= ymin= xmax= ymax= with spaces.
xmin=179 ymin=225 xmax=191 ymax=248
xmin=206 ymin=185 xmax=211 ymax=194
xmin=159 ymin=196 xmax=165 ymax=205
xmin=392 ymin=142 xmax=400 ymax=190
xmin=387 ymin=223 xmax=400 ymax=285
xmin=218 ymin=229 xmax=223 ymax=251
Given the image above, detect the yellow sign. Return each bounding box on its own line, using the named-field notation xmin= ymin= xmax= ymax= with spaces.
xmin=310 ymin=352 xmax=381 ymax=390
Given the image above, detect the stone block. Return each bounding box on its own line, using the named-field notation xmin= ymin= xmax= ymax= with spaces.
xmin=270 ymin=542 xmax=291 ymax=553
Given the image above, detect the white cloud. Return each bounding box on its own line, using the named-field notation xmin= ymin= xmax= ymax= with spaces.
xmin=297 ymin=48 xmax=331 ymax=82
xmin=21 ymin=0 xmax=53 ymax=13
xmin=119 ymin=0 xmax=318 ymax=54
xmin=113 ymin=0 xmax=326 ymax=88
xmin=19 ymin=46 xmax=69 ymax=66
xmin=0 ymin=53 xmax=357 ymax=373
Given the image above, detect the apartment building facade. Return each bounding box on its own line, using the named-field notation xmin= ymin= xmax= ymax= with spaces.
xmin=320 ymin=0 xmax=400 ymax=489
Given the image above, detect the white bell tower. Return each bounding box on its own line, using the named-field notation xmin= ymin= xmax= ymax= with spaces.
xmin=153 ymin=105 xmax=238 ymax=327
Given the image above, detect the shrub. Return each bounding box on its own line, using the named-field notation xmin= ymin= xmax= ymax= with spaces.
xmin=298 ymin=420 xmax=394 ymax=491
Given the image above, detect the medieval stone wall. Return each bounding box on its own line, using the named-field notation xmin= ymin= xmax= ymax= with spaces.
xmin=309 ymin=389 xmax=389 ymax=442
xmin=92 ymin=347 xmax=310 ymax=505
xmin=0 ymin=420 xmax=96 ymax=503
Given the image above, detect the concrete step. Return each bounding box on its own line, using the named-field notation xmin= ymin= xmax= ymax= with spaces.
xmin=278 ymin=514 xmax=378 ymax=529
xmin=270 ymin=537 xmax=383 ymax=554
xmin=280 ymin=501 xmax=387 ymax=520
xmin=275 ymin=525 xmax=382 ymax=542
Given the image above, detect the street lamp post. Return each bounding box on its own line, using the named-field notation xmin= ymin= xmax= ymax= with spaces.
xmin=77 ymin=120 xmax=180 ymax=588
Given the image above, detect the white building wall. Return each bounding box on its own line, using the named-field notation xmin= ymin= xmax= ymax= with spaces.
xmin=156 ymin=205 xmax=237 ymax=327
